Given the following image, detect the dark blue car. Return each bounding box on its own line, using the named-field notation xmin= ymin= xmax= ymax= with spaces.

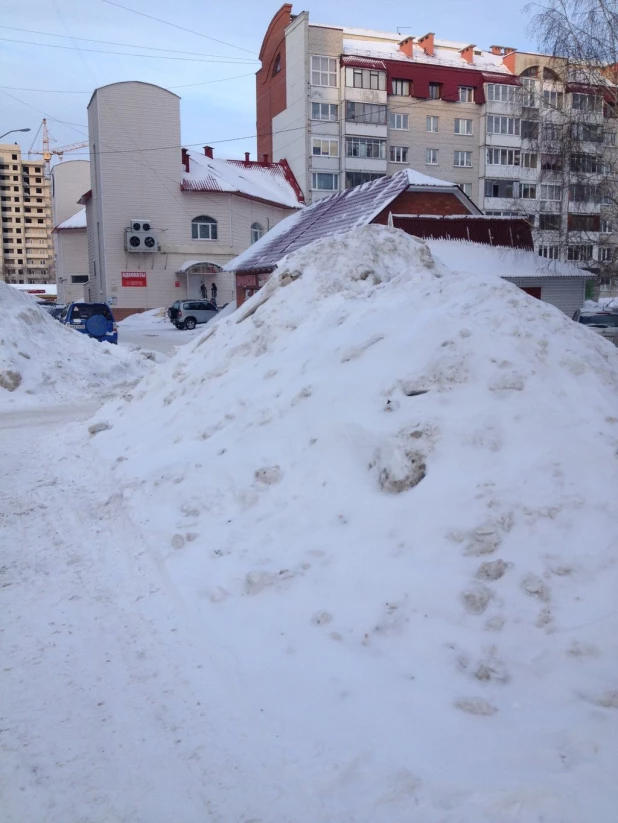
xmin=60 ymin=302 xmax=118 ymax=344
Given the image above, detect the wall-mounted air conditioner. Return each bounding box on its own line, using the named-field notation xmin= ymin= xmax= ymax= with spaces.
xmin=125 ymin=219 xmax=158 ymax=253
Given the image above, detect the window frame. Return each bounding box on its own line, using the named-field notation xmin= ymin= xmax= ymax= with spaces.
xmin=425 ymin=148 xmax=439 ymax=165
xmin=426 ymin=115 xmax=439 ymax=133
xmin=428 ymin=82 xmax=442 ymax=100
xmin=345 ymin=136 xmax=386 ymax=160
xmin=389 ymin=112 xmax=409 ymax=130
xmin=391 ymin=79 xmax=410 ymax=96
xmin=311 ymin=102 xmax=338 ymax=122
xmin=311 ymin=55 xmax=338 ymax=87
xmin=486 ymin=115 xmax=520 ymax=135
xmin=251 ymin=222 xmax=264 ymax=244
xmin=453 ymin=150 xmax=472 ymax=167
xmin=458 ymin=86 xmax=474 ymax=103
xmin=454 ymin=118 xmax=473 ymax=135
xmin=311 ymin=172 xmax=339 ymax=191
xmin=312 ymin=137 xmax=339 ymax=158
xmin=191 ymin=215 xmax=218 ymax=240
xmin=389 ymin=145 xmax=409 ymax=163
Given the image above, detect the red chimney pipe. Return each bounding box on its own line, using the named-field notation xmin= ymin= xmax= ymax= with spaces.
xmin=204 ymin=145 xmax=214 ymax=158
xmin=262 ymin=153 xmax=269 ymax=164
xmin=181 ymin=147 xmax=190 ymax=173
xmin=244 ymin=151 xmax=250 ymax=165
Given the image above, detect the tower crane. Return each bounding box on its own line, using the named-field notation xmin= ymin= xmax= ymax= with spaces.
xmin=28 ymin=119 xmax=88 ymax=177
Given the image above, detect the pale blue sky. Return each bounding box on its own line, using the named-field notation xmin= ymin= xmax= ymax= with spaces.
xmin=0 ymin=0 xmax=537 ymax=162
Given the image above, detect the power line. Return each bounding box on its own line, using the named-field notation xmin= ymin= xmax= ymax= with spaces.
xmin=101 ymin=0 xmax=257 ymax=56
xmin=0 ymin=24 xmax=254 ymax=59
xmin=0 ymin=73 xmax=256 ymax=94
xmin=0 ymin=36 xmax=258 ymax=63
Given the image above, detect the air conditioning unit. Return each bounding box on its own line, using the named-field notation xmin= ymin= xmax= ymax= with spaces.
xmin=125 ymin=219 xmax=158 ymax=253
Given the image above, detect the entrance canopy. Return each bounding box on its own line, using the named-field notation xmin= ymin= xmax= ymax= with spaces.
xmin=176 ymin=260 xmax=223 ymax=275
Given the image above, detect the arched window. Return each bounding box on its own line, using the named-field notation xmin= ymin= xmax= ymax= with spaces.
xmin=272 ymin=53 xmax=281 ymax=75
xmin=543 ymin=67 xmax=561 ymax=81
xmin=251 ymin=222 xmax=264 ymax=244
xmin=520 ymin=66 xmax=539 ymax=78
xmin=192 ymin=215 xmax=217 ymax=240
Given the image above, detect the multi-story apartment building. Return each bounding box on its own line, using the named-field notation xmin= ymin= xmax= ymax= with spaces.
xmin=257 ymin=5 xmax=617 ymax=282
xmin=0 ymin=143 xmax=54 ymax=284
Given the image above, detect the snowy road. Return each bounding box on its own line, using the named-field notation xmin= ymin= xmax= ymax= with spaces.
xmin=118 ymin=319 xmax=201 ymax=355
xmin=0 ymin=404 xmax=243 ymax=823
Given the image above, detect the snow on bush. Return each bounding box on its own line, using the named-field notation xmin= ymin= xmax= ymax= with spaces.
xmin=0 ymin=283 xmax=151 ymax=406
xmin=93 ymin=226 xmax=618 ymax=821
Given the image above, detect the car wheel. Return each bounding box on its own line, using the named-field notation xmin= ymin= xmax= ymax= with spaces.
xmin=184 ymin=318 xmax=197 ymax=330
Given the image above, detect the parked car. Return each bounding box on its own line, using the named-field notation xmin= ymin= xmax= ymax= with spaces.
xmin=170 ymin=299 xmax=218 ymax=330
xmin=59 ymin=302 xmax=118 ymax=344
xmin=573 ymin=309 xmax=618 ymax=346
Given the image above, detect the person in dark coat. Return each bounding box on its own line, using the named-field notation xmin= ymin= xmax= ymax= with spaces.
xmin=200 ymin=281 xmax=206 ymax=299
xmin=211 ymin=282 xmax=218 ymax=304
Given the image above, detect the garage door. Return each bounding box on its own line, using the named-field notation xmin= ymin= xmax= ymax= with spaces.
xmin=520 ymin=286 xmax=542 ymax=299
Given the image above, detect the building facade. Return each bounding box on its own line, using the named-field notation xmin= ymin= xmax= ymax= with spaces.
xmin=0 ymin=143 xmax=54 ymax=284
xmin=256 ymin=5 xmax=617 ymax=283
xmin=52 ymin=159 xmax=90 ymax=304
xmin=85 ymin=81 xmax=303 ymax=318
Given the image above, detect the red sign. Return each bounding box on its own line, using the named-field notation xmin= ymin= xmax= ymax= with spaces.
xmin=175 ymin=280 xmax=180 ymax=288
xmin=121 ymin=271 xmax=147 ymax=287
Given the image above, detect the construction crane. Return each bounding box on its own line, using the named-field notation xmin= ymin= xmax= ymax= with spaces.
xmin=28 ymin=119 xmax=88 ymax=177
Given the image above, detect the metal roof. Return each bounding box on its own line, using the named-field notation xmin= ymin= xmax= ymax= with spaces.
xmin=225 ymin=169 xmax=478 ymax=273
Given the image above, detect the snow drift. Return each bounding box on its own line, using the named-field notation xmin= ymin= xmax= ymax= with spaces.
xmin=0 ymin=283 xmax=150 ymax=406
xmin=93 ymin=226 xmax=618 ymax=822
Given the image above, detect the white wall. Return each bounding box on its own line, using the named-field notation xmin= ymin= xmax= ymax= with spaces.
xmin=56 ymin=229 xmax=88 ymax=304
xmin=51 ymin=160 xmax=90 ymax=227
xmin=507 ymin=276 xmax=586 ymax=316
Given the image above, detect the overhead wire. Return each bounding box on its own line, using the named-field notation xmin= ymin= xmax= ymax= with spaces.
xmin=0 ymin=73 xmax=257 ymax=93
xmin=101 ymin=0 xmax=257 ymax=56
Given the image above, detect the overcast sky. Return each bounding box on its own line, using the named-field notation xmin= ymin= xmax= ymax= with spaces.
xmin=0 ymin=0 xmax=538 ymax=162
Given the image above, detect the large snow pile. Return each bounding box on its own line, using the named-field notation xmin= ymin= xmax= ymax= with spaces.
xmin=93 ymin=226 xmax=618 ymax=822
xmin=0 ymin=283 xmax=150 ymax=406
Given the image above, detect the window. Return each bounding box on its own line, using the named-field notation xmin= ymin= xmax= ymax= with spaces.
xmin=251 ymin=223 xmax=264 ymax=244
xmin=567 ymin=245 xmax=593 ymax=261
xmin=538 ymin=245 xmax=560 ymax=259
xmin=459 ymin=183 xmax=473 ymax=197
xmin=426 ymin=148 xmax=438 ymax=165
xmin=429 ymin=83 xmax=442 ymax=100
xmin=454 ymin=150 xmax=472 ymax=167
xmin=390 ymin=146 xmax=408 ymax=163
xmin=572 ymin=93 xmax=602 ymax=112
xmin=485 ymin=179 xmax=518 ymax=198
xmin=570 ymin=184 xmax=600 ymax=203
xmin=37 ymin=218 xmax=44 ymax=224
xmin=569 ymin=214 xmax=599 ymax=232
xmin=346 ymin=102 xmax=387 ymax=124
xmin=312 ymin=138 xmax=339 ymax=157
xmin=389 ymin=112 xmax=409 ymax=130
xmin=520 ymin=183 xmax=537 ymax=199
xmin=539 ymin=213 xmax=561 ymax=230
xmin=311 ymin=103 xmax=338 ymax=122
xmin=345 ymin=68 xmax=386 ymax=90
xmin=570 ymin=154 xmax=603 ymax=174
xmin=521 ymin=152 xmax=538 ymax=169
xmin=35 ymin=167 xmax=41 ymax=173
xmin=312 ymin=172 xmax=339 ymax=191
xmin=272 ymin=53 xmax=281 ymax=76
xmin=486 ymin=147 xmax=520 ymax=166
xmin=392 ymin=79 xmax=410 ymax=96
xmin=191 ymin=215 xmax=217 ymax=240
xmin=540 ymin=184 xmax=561 ymax=201
xmin=540 ymin=153 xmax=561 ymax=171
xmin=345 ymin=136 xmax=386 ymax=159
xmin=604 ymin=131 xmax=616 ymax=146
xmin=543 ymin=89 xmax=563 ymax=109
xmin=601 ymin=219 xmax=614 ymax=233
xmin=571 ymin=123 xmax=603 ymax=143
xmin=454 ymin=118 xmax=473 ymax=135
xmin=600 ymin=247 xmax=613 ymax=262
xmin=311 ymin=56 xmax=337 ymax=87
xmin=521 ymin=77 xmax=538 ymax=107
xmin=345 ymin=171 xmax=385 ymax=188
xmin=458 ymin=86 xmax=474 ymax=103
xmin=520 ymin=66 xmax=538 ymax=78
xmin=487 ymin=83 xmax=518 ymax=102
xmin=487 ymin=115 xmax=520 ymax=135
xmin=71 ymin=275 xmax=89 ymax=284
xmin=522 ymin=120 xmax=539 ymax=140
xmin=426 ymin=115 xmax=439 ymax=132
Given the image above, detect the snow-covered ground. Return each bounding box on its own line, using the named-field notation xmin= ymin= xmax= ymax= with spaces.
xmin=2 ymin=227 xmax=618 ymax=822
xmin=118 ymin=303 xmax=236 ymax=355
xmin=0 ymin=283 xmax=150 ymax=407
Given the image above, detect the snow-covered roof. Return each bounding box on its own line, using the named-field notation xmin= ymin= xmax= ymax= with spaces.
xmin=54 ymin=207 xmax=86 ymax=231
xmin=181 ymin=151 xmax=304 ymax=209
xmin=176 ymin=259 xmax=223 ymax=273
xmin=342 ymin=37 xmax=512 ymax=73
xmin=426 ymin=239 xmax=588 ymax=279
xmin=224 ymin=169 xmax=479 ymax=273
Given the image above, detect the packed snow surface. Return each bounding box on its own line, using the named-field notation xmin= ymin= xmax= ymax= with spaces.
xmin=0 ymin=282 xmax=150 ymax=406
xmin=59 ymin=226 xmax=618 ymax=819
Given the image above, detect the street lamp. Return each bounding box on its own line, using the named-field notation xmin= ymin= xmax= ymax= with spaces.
xmin=0 ymin=128 xmax=31 ymax=140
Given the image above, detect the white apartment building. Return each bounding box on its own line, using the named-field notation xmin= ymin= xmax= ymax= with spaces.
xmin=0 ymin=143 xmax=54 ymax=283
xmin=257 ymin=5 xmax=617 ymax=276
xmin=85 ymin=81 xmax=303 ymax=318
xmin=52 ymin=159 xmax=90 ymax=304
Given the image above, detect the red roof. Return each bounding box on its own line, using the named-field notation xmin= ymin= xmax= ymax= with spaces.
xmin=392 ymin=215 xmax=534 ymax=250
xmin=341 ymin=55 xmax=387 ymax=70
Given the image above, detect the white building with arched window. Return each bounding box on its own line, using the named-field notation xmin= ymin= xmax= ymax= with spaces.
xmin=83 ymin=81 xmax=304 ymax=318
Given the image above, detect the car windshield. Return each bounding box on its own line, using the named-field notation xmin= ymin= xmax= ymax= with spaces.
xmin=579 ymin=314 xmax=618 ymax=327
xmin=72 ymin=303 xmax=112 ymax=321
